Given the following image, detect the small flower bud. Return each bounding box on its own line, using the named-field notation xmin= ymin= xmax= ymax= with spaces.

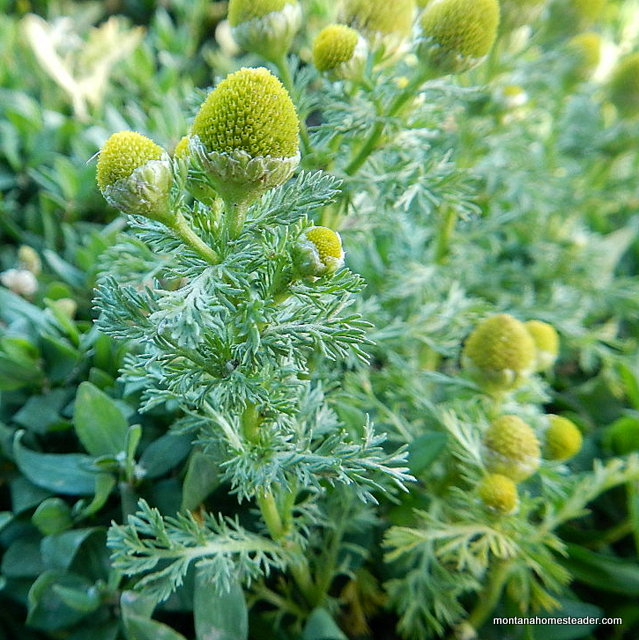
xmin=312 ymin=24 xmax=368 ymax=80
xmin=525 ymin=320 xmax=559 ymax=372
xmin=484 ymin=415 xmax=541 ymax=482
xmin=190 ymin=67 xmax=300 ymax=206
xmin=1 ymin=268 xmax=38 ymax=297
xmin=478 ymin=473 xmax=518 ymax=513
xmin=51 ymin=297 xmax=78 ymax=319
xmin=292 ymin=226 xmax=345 ymax=277
xmin=462 ymin=314 xmax=536 ymax=393
xmin=566 ymin=32 xmax=601 ymax=81
xmin=544 ymin=415 xmax=582 ymax=461
xmin=609 ymin=53 xmax=639 ymax=119
xmin=228 ymin=0 xmax=302 ymax=62
xmin=96 ymin=131 xmax=172 ymax=223
xmin=341 ymin=0 xmax=415 ymax=54
xmin=17 ymin=245 xmax=41 ymax=275
xmin=173 ymin=135 xmax=190 ymax=160
xmin=418 ymin=0 xmax=500 ymax=74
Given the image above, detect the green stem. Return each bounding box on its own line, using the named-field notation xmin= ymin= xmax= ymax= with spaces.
xmin=224 ymin=200 xmax=248 ymax=240
xmin=119 ymin=482 xmax=138 ymax=523
xmin=171 ymin=212 xmax=219 ymax=264
xmin=241 ymin=403 xmax=262 ymax=443
xmin=462 ymin=560 xmax=511 ymax=635
xmin=434 ymin=205 xmax=458 ymax=264
xmin=274 ymin=55 xmax=312 ymax=156
xmin=344 ymin=68 xmax=433 ymax=176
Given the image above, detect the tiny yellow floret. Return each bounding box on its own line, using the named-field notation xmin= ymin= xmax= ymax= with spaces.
xmin=313 ymin=24 xmax=360 ymax=72
xmin=463 ymin=314 xmax=535 ymax=392
xmin=609 ymin=53 xmax=639 ymax=118
xmin=192 ymin=67 xmax=299 ymax=160
xmin=478 ymin=473 xmax=518 ymax=513
xmin=228 ymin=0 xmax=296 ymax=25
xmin=484 ymin=415 xmax=541 ymax=482
xmin=97 ymin=131 xmax=164 ymax=192
xmin=525 ymin=320 xmax=559 ymax=371
xmin=545 ymin=415 xmax=583 ymax=461
xmin=419 ymin=0 xmax=500 ymax=73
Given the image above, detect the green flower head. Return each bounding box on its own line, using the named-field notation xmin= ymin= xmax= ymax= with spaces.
xmin=96 ymin=131 xmax=172 ymax=222
xmin=312 ymin=24 xmax=368 ymax=79
xmin=462 ymin=314 xmax=536 ymax=393
xmin=525 ymin=320 xmax=559 ymax=371
xmin=609 ymin=52 xmax=639 ymax=118
xmin=484 ymin=415 xmax=541 ymax=482
xmin=341 ymin=0 xmax=415 ymax=51
xmin=478 ymin=473 xmax=518 ymax=513
xmin=418 ymin=0 xmax=500 ymax=73
xmin=228 ymin=0 xmax=301 ymax=61
xmin=292 ymin=226 xmax=345 ymax=278
xmin=191 ymin=67 xmax=300 ymax=205
xmin=567 ymin=32 xmax=601 ymax=81
xmin=544 ymin=415 xmax=583 ymax=461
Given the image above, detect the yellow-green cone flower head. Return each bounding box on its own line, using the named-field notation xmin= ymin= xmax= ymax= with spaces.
xmin=190 ymin=67 xmax=300 ymax=206
xmin=292 ymin=226 xmax=345 ymax=277
xmin=418 ymin=0 xmax=500 ymax=74
xmin=341 ymin=0 xmax=416 ymax=53
xmin=462 ymin=314 xmax=536 ymax=392
xmin=96 ymin=131 xmax=172 ymax=223
xmin=312 ymin=24 xmax=368 ymax=80
xmin=484 ymin=415 xmax=541 ymax=482
xmin=525 ymin=320 xmax=559 ymax=371
xmin=500 ymin=0 xmax=547 ymax=31
xmin=567 ymin=32 xmax=601 ymax=81
xmin=228 ymin=0 xmax=301 ymax=62
xmin=173 ymin=135 xmax=190 ymax=160
xmin=544 ymin=415 xmax=582 ymax=461
xmin=478 ymin=473 xmax=518 ymax=513
xmin=609 ymin=53 xmax=639 ymax=118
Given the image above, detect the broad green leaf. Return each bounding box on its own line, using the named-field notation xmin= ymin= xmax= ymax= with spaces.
xmin=194 ymin=570 xmax=247 ymax=640
xmin=181 ymin=449 xmax=221 ymax=512
xmin=73 ymin=382 xmax=129 ymax=457
xmin=302 ymin=608 xmax=347 ymax=640
xmin=41 ymin=528 xmax=99 ymax=571
xmin=75 ymin=473 xmax=116 ymax=519
xmin=13 ymin=389 xmax=69 ymax=434
xmin=14 ymin=431 xmax=96 ymax=495
xmin=32 ymin=498 xmax=73 ymax=535
xmin=408 ymin=432 xmax=448 ymax=475
xmin=121 ymin=591 xmax=187 ymax=640
xmin=52 ymin=584 xmax=101 ymax=613
xmin=9 ymin=477 xmax=53 ymax=513
xmin=0 ymin=511 xmax=12 ymax=533
xmin=139 ymin=431 xmax=192 ymax=480
xmin=532 ymin=599 xmax=603 ymax=640
xmin=562 ymin=544 xmax=639 ymax=595
xmin=1 ymin=538 xmax=44 ymax=578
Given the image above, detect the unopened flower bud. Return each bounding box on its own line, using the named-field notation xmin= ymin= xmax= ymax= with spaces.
xmin=566 ymin=32 xmax=601 ymax=81
xmin=544 ymin=415 xmax=582 ymax=461
xmin=312 ymin=24 xmax=368 ymax=80
xmin=96 ymin=131 xmax=172 ymax=223
xmin=1 ymin=268 xmax=38 ymax=297
xmin=484 ymin=415 xmax=541 ymax=482
xmin=292 ymin=226 xmax=344 ymax=277
xmin=418 ymin=0 xmax=500 ymax=74
xmin=478 ymin=473 xmax=518 ymax=513
xmin=190 ymin=67 xmax=300 ymax=206
xmin=609 ymin=53 xmax=639 ymax=118
xmin=174 ymin=135 xmax=190 ymax=160
xmin=462 ymin=314 xmax=535 ymax=393
xmin=525 ymin=320 xmax=559 ymax=371
xmin=228 ymin=0 xmax=301 ymax=62
xmin=18 ymin=245 xmax=41 ymax=275
xmin=341 ymin=0 xmax=415 ymax=54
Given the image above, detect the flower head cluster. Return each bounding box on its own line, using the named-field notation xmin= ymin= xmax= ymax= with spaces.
xmin=96 ymin=131 xmax=172 ymax=222
xmin=462 ymin=314 xmax=535 ymax=393
xmin=228 ymin=0 xmax=301 ymax=61
xmin=312 ymin=24 xmax=368 ymax=80
xmin=478 ymin=473 xmax=518 ymax=513
xmin=484 ymin=415 xmax=541 ymax=482
xmin=190 ymin=67 xmax=300 ymax=205
xmin=418 ymin=0 xmax=500 ymax=74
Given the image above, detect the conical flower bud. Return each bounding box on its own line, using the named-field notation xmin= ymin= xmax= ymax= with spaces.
xmin=478 ymin=473 xmax=518 ymax=513
xmin=228 ymin=0 xmax=301 ymax=62
xmin=292 ymin=226 xmax=345 ymax=277
xmin=341 ymin=0 xmax=415 ymax=54
xmin=418 ymin=0 xmax=500 ymax=74
xmin=566 ymin=32 xmax=601 ymax=81
xmin=462 ymin=314 xmax=535 ymax=393
xmin=609 ymin=53 xmax=639 ymax=118
xmin=190 ymin=67 xmax=300 ymax=206
xmin=525 ymin=320 xmax=559 ymax=371
xmin=173 ymin=135 xmax=190 ymax=160
xmin=312 ymin=24 xmax=368 ymax=80
xmin=484 ymin=415 xmax=541 ymax=482
xmin=96 ymin=131 xmax=172 ymax=223
xmin=544 ymin=415 xmax=582 ymax=461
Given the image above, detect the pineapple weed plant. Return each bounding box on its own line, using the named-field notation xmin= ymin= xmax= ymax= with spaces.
xmin=2 ymin=0 xmax=639 ymax=639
